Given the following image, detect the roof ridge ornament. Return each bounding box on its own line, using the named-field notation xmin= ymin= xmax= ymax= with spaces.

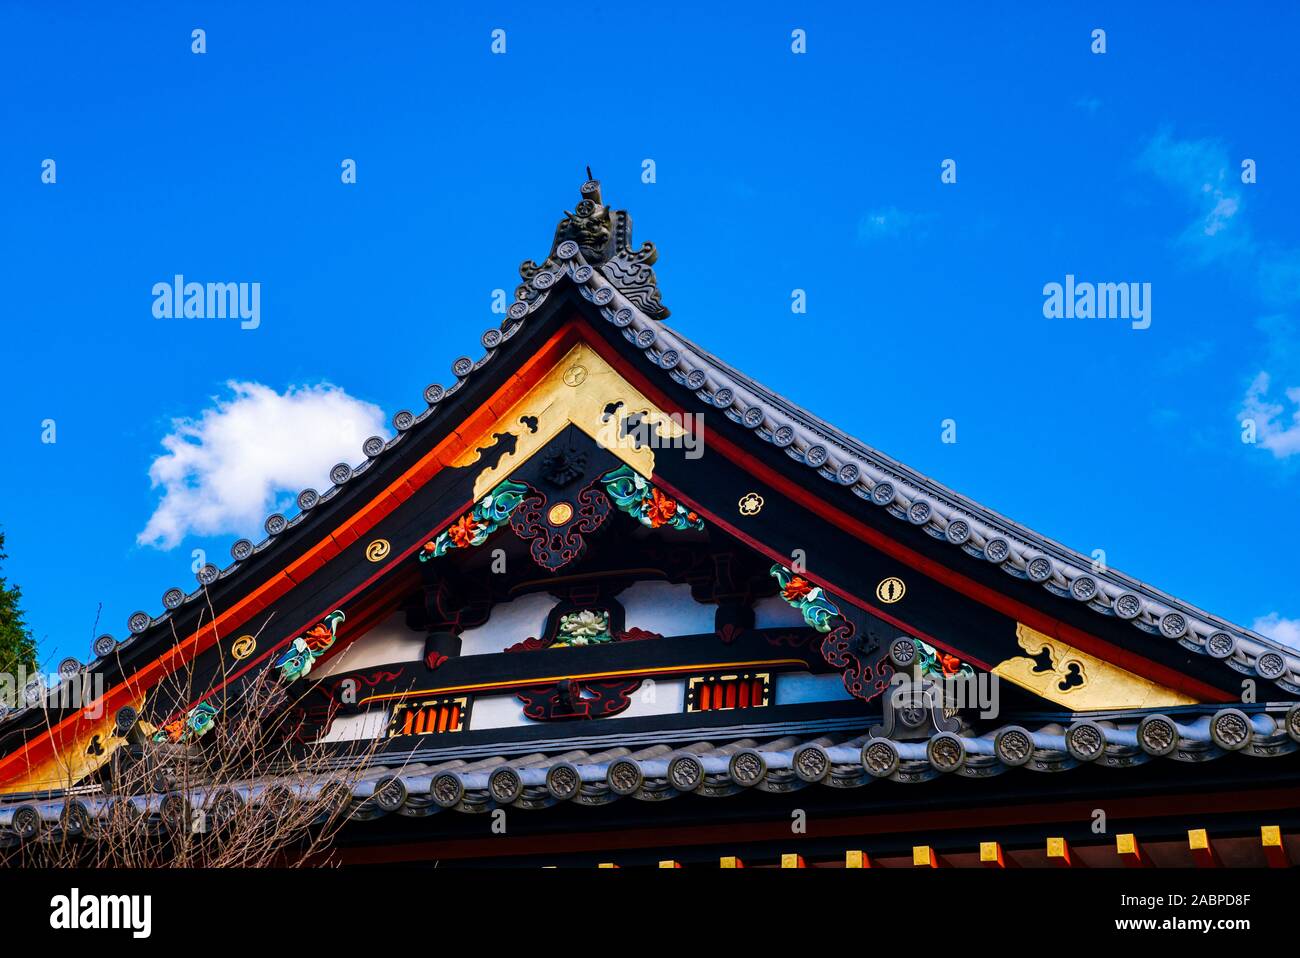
xmin=517 ymin=170 xmax=669 ymax=320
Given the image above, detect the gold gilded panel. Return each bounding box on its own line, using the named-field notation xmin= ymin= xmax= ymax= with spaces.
xmin=455 ymin=343 xmax=687 ymax=498
xmin=993 ymin=623 xmax=1198 ymax=710
xmin=0 ymin=694 xmax=145 ymax=796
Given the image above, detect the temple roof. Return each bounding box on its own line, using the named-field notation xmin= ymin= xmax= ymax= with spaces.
xmin=6 ymin=174 xmax=1297 ymax=727
xmin=2 ymin=701 xmax=1297 ymax=844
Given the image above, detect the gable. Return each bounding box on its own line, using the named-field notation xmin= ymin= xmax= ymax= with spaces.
xmin=1 ymin=175 xmax=1292 ymax=800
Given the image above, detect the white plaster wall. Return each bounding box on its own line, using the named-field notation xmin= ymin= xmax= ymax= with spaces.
xmin=619 ymin=580 xmax=715 ymax=636
xmin=753 ymin=594 xmax=808 ymax=630
xmin=774 ymin=671 xmax=853 ymax=705
xmin=313 ymin=611 xmax=424 ymax=677
xmin=459 ymin=592 xmax=557 ymax=656
xmin=319 ymin=708 xmax=391 ymax=742
xmin=619 ymin=677 xmax=686 ymax=717
xmin=469 ymin=694 xmax=538 ymax=729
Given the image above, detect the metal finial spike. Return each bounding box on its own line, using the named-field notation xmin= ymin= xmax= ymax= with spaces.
xmin=586 ymin=165 xmax=593 ymax=180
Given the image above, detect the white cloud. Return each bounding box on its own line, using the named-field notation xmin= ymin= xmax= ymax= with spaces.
xmin=1139 ymin=131 xmax=1300 ymax=311
xmin=857 ymin=207 xmax=935 ymax=242
xmin=1240 ymin=372 xmax=1300 ymax=459
xmin=1137 ymin=130 xmax=1247 ymax=256
xmin=1202 ymin=193 xmax=1239 ymax=236
xmin=1253 ymin=612 xmax=1300 ymax=649
xmin=138 ymin=381 xmax=388 ymax=549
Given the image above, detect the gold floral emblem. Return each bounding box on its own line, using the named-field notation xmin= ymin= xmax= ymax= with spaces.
xmin=738 ymin=493 xmax=764 ymax=516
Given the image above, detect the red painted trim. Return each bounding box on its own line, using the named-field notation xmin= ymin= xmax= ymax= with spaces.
xmin=0 ymin=322 xmax=586 ymax=782
xmin=575 ymin=324 xmax=1232 ymax=703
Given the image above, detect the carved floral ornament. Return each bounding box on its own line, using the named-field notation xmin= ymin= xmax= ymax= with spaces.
xmin=420 ymin=481 xmax=529 ymax=559
xmin=554 ymin=610 xmax=613 ymax=647
xmin=419 ymin=466 xmax=704 ymax=566
xmin=153 ymin=610 xmax=346 ymax=745
xmin=768 ymin=564 xmax=971 ymax=701
xmin=600 ymin=465 xmax=703 ymax=532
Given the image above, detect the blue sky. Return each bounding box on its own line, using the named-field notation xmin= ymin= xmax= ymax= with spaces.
xmin=2 ymin=2 xmax=1298 ymax=667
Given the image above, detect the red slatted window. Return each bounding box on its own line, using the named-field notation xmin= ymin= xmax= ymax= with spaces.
xmin=685 ymin=673 xmax=771 ymax=713
xmin=387 ymin=696 xmax=468 ymax=738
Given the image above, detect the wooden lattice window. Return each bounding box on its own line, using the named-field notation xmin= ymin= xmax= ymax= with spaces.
xmin=387 ymin=697 xmax=468 ymax=738
xmin=684 ymin=672 xmax=771 ymax=712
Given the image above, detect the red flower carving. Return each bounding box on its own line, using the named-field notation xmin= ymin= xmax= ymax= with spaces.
xmin=940 ymin=653 xmax=961 ymax=676
xmin=782 ymin=576 xmax=814 ymax=602
xmin=448 ymin=515 xmax=482 ymax=548
xmin=639 ymin=488 xmax=681 ymax=527
xmin=303 ymin=623 xmax=335 ymax=652
xmin=645 ymin=488 xmax=679 ymax=527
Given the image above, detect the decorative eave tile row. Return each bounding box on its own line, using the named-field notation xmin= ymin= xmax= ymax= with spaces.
xmin=2 ymin=703 xmax=1296 ymax=843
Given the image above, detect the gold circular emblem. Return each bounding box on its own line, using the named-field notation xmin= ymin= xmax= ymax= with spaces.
xmin=231 ymin=634 xmax=257 ymax=660
xmin=562 ymin=364 xmax=588 ymax=387
xmin=876 ymin=577 xmax=906 ymax=604
xmin=738 ymin=492 xmax=764 ymax=517
xmin=365 ymin=538 xmax=391 ymax=562
xmin=547 ymin=502 xmax=574 ymax=525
